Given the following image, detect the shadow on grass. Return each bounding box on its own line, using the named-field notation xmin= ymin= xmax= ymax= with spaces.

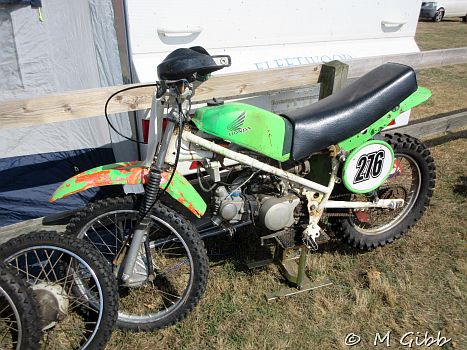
xmin=202 ymin=224 xmax=365 ymax=275
xmin=425 ymin=129 xmax=467 ymax=147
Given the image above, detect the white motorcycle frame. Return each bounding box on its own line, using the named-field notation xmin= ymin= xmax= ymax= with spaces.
xmin=121 ymin=82 xmax=403 ymax=283
xmin=148 ymin=90 xmax=404 ymax=214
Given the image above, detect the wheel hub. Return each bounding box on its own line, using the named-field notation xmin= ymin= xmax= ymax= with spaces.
xmin=32 ymin=282 xmax=69 ymax=330
xmin=116 ymin=251 xmax=150 ymax=287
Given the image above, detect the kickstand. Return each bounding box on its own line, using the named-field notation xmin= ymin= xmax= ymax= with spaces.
xmin=246 ymin=239 xmax=332 ymax=301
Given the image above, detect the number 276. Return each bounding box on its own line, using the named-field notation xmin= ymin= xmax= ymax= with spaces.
xmin=354 ymin=150 xmax=385 ymax=184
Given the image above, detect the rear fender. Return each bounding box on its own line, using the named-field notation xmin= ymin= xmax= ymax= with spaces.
xmin=338 ymin=86 xmax=432 ymax=151
xmin=50 ymin=161 xmax=206 ymax=218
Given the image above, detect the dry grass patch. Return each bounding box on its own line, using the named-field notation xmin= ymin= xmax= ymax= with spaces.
xmin=412 ymin=64 xmax=467 ymax=120
xmin=412 ymin=19 xmax=467 ymax=120
xmin=416 ymin=19 xmax=467 ymax=51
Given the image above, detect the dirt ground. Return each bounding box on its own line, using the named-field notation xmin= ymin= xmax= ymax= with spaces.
xmin=106 ymin=21 xmax=467 ymax=350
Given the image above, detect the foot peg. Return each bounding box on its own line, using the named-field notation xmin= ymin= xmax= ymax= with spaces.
xmin=303 ymin=223 xmax=322 ymax=251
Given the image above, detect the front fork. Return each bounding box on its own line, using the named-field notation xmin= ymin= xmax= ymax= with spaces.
xmin=120 ymin=92 xmax=177 ymax=286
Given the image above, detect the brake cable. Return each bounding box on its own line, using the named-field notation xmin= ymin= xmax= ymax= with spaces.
xmin=108 ymin=85 xmax=185 ymax=274
xmin=104 ymin=83 xmax=159 ymax=144
xmin=139 ymin=96 xmax=185 ymax=219
xmin=103 ymin=82 xmax=184 ymax=214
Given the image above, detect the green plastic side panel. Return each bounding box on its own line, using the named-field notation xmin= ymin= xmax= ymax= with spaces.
xmin=50 ymin=161 xmax=206 ymax=218
xmin=338 ymin=87 xmax=432 ymax=152
xmin=342 ymin=140 xmax=395 ymax=194
xmin=193 ymin=102 xmax=290 ymax=161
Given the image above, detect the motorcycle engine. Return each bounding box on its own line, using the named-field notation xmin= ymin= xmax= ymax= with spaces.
xmin=258 ymin=194 xmax=300 ymax=231
xmin=213 ymin=179 xmax=300 ymax=231
xmin=214 ymin=186 xmax=245 ymax=222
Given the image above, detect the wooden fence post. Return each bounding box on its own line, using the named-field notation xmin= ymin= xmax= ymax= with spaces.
xmin=318 ymin=60 xmax=349 ymax=99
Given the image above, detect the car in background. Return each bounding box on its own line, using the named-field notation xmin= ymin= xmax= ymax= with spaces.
xmin=419 ymin=1 xmax=467 ymax=22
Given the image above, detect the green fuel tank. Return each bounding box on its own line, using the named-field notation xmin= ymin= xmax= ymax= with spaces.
xmin=192 ymin=103 xmax=292 ymax=162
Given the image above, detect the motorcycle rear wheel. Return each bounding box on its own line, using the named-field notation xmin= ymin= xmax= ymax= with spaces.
xmin=66 ymin=196 xmax=209 ymax=331
xmin=330 ymin=133 xmax=436 ymax=250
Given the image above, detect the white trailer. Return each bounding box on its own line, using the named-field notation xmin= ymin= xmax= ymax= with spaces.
xmin=120 ymin=0 xmax=424 ymax=174
xmin=126 ymin=0 xmax=422 ymax=79
xmin=0 ymin=0 xmax=425 ymax=225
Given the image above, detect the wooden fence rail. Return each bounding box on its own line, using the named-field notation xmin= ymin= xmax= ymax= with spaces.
xmin=1 ymin=47 xmax=467 ymax=131
xmin=394 ymin=110 xmax=467 ymax=139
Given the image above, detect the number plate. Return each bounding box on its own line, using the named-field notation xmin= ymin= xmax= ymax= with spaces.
xmin=342 ymin=140 xmax=394 ymax=194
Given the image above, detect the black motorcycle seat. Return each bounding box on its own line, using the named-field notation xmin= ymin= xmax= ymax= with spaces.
xmin=157 ymin=46 xmax=223 ymax=81
xmin=282 ymin=63 xmax=417 ymax=160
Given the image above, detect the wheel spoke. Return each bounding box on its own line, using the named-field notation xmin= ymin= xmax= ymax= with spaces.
xmin=0 ymin=234 xmax=114 ymax=349
xmin=348 ymin=151 xmax=425 ymax=234
xmin=69 ymin=201 xmax=209 ymax=329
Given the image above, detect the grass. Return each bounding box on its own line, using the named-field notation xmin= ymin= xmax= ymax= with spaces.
xmin=412 ymin=64 xmax=467 ymax=120
xmin=416 ymin=19 xmax=467 ymax=50
xmin=107 ymin=21 xmax=467 ymax=349
xmin=411 ymin=19 xmax=467 ymax=120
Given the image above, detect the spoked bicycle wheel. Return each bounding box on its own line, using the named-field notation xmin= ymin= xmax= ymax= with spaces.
xmin=66 ymin=196 xmax=209 ymax=331
xmin=0 ymin=262 xmax=41 ymax=350
xmin=0 ymin=231 xmax=118 ymax=350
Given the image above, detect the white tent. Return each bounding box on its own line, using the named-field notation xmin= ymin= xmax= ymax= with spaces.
xmin=0 ymin=0 xmax=138 ymax=226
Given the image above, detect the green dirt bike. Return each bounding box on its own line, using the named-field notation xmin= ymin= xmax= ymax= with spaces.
xmin=50 ymin=46 xmax=436 ymax=330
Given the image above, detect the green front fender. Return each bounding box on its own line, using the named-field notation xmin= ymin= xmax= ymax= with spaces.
xmin=50 ymin=161 xmax=207 ymax=218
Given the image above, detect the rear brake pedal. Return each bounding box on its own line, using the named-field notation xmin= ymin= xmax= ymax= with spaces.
xmin=275 ymin=230 xmax=298 ymax=249
xmin=260 ymin=230 xmax=286 ymax=246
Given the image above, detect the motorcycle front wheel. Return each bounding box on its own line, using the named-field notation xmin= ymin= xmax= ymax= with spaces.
xmin=330 ymin=133 xmax=436 ymax=250
xmin=66 ymin=196 xmax=209 ymax=331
